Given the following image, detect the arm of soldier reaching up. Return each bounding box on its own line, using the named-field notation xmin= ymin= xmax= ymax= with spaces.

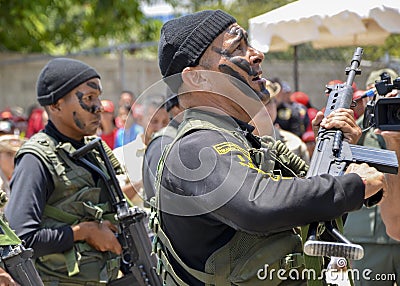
xmin=312 ymin=107 xmax=387 ymax=201
xmin=311 ymin=108 xmax=362 ymax=144
xmin=375 ymin=129 xmax=400 ymax=240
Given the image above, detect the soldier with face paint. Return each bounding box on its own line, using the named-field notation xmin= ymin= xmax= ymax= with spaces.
xmin=5 ymin=58 xmax=124 ymax=285
xmin=152 ymin=10 xmax=386 ymax=286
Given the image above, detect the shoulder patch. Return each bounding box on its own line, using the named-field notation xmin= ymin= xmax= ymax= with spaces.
xmin=213 ymin=142 xmax=250 ymax=159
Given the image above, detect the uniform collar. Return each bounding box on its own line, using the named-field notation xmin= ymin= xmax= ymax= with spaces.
xmin=233 ymin=117 xmax=255 ymax=137
xmin=43 ymin=120 xmax=86 ymax=150
xmin=183 ymin=108 xmax=260 ymax=148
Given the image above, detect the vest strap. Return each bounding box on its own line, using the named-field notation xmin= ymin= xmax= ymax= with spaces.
xmin=301 ymin=225 xmax=324 ymax=286
xmin=158 ymin=250 xmax=190 ymax=286
xmin=214 ymin=241 xmax=231 ymax=286
xmin=156 ymin=225 xmax=215 ymax=284
xmin=43 ymin=205 xmax=80 ymax=225
xmin=64 ymin=248 xmax=80 ymax=277
xmin=280 ymin=253 xmax=305 ymax=271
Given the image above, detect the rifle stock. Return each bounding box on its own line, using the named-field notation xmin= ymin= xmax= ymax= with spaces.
xmin=304 ymin=47 xmax=398 ymax=260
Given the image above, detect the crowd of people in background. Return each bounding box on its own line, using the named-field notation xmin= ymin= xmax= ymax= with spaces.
xmin=0 ymin=56 xmax=399 ymax=285
xmin=0 ymin=71 xmax=391 ymax=223
xmin=0 ymin=69 xmax=395 ymax=186
xmin=0 ymin=6 xmax=399 ymax=286
xmin=0 ymin=72 xmax=392 ymax=173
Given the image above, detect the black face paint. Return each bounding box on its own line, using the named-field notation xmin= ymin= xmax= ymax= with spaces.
xmin=87 ymin=81 xmax=101 ymax=91
xmin=212 ymin=26 xmax=268 ymax=101
xmin=75 ymin=91 xmax=99 ymax=114
xmin=219 ymin=64 xmax=260 ymax=101
xmin=213 ymin=45 xmax=258 ymax=78
xmin=230 ymin=57 xmax=258 ymax=77
xmin=226 ymin=27 xmax=250 ymax=55
xmin=73 ymin=111 xmax=85 ymax=130
xmin=258 ymin=81 xmax=269 ymax=98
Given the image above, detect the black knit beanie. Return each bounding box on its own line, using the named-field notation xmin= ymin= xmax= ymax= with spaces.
xmin=158 ymin=10 xmax=236 ymax=79
xmin=36 ymin=58 xmax=100 ymax=106
xmin=165 ymin=95 xmax=179 ymax=112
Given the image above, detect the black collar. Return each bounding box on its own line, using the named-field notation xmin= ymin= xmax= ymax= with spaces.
xmin=232 ymin=118 xmax=261 ymax=149
xmin=43 ymin=120 xmax=86 ymax=150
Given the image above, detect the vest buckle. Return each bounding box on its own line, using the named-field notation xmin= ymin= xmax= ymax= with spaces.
xmin=280 ymin=253 xmax=304 ymax=271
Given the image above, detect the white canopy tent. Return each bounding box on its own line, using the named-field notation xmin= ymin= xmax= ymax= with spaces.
xmin=248 ymin=0 xmax=400 ymax=90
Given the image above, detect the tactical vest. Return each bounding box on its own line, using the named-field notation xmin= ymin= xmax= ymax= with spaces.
xmin=150 ymin=110 xmax=305 ymax=286
xmin=16 ymin=132 xmax=121 ymax=285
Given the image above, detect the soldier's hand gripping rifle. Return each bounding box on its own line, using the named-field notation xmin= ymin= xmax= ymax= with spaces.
xmin=0 ymin=216 xmax=43 ymax=286
xmin=303 ymin=47 xmax=399 ymax=260
xmin=71 ymin=138 xmax=162 ymax=286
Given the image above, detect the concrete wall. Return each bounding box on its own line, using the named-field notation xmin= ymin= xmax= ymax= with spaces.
xmin=0 ymin=53 xmax=382 ymax=115
xmin=0 ymin=53 xmax=164 ymax=114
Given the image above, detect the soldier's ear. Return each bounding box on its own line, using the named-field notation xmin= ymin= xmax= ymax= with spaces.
xmin=48 ymin=100 xmax=62 ymax=112
xmin=181 ymin=67 xmax=211 ymax=91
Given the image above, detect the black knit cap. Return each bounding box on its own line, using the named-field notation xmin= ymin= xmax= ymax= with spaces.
xmin=36 ymin=58 xmax=100 ymax=106
xmin=158 ymin=10 xmax=236 ymax=79
xmin=165 ymin=95 xmax=179 ymax=112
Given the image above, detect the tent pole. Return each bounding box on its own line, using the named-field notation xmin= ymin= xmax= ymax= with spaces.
xmin=294 ymin=45 xmax=299 ymax=91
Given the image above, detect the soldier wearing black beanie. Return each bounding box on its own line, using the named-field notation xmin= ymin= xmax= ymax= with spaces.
xmin=158 ymin=10 xmax=236 ymax=92
xmin=158 ymin=10 xmax=236 ymax=78
xmin=36 ymin=58 xmax=100 ymax=106
xmin=6 ymin=57 xmax=129 ymax=285
xmin=151 ymin=8 xmax=385 ymax=286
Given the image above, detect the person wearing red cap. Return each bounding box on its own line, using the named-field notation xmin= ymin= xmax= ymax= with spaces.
xmin=0 ymin=109 xmax=15 ymax=136
xmin=26 ymin=106 xmax=46 ymax=138
xmin=99 ymin=99 xmax=118 ymax=149
xmin=290 ymin=91 xmax=318 ymax=132
xmin=351 ymin=89 xmax=368 ymax=120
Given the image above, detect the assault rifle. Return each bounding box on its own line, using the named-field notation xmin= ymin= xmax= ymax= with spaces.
xmin=0 ymin=218 xmax=44 ymax=286
xmin=303 ymin=47 xmax=399 ymax=260
xmin=71 ymin=138 xmax=162 ymax=286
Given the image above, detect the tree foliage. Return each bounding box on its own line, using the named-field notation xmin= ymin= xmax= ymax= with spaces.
xmin=0 ymin=0 xmax=162 ymax=54
xmin=1 ymin=0 xmax=399 ymax=61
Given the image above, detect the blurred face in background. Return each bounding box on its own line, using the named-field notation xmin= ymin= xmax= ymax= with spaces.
xmin=115 ymin=105 xmax=130 ymax=129
xmin=142 ymin=106 xmax=169 ymax=145
xmin=0 ymin=136 xmax=23 ymax=179
xmin=119 ymin=92 xmax=134 ymax=107
xmin=0 ymin=150 xmax=16 ymax=179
